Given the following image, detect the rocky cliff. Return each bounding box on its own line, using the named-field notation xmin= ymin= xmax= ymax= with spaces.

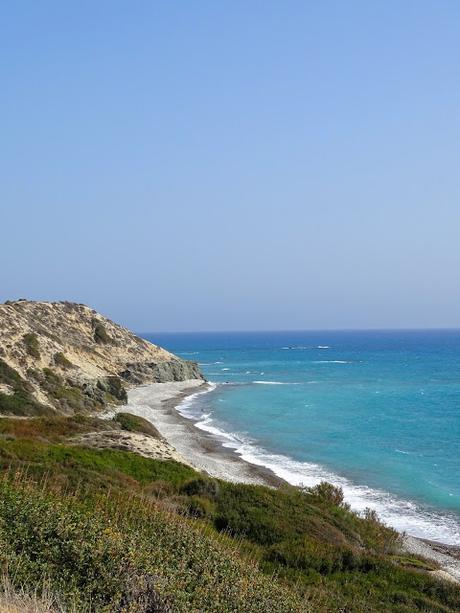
xmin=0 ymin=300 xmax=203 ymax=415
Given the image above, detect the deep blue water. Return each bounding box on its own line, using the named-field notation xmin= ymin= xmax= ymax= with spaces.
xmin=143 ymin=330 xmax=460 ymax=543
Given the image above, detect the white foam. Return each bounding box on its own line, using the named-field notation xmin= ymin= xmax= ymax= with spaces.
xmin=174 ymin=384 xmax=460 ymax=545
xmin=253 ymin=381 xmax=301 ymax=385
xmin=314 ymin=360 xmax=350 ymax=364
xmin=175 ymin=382 xmax=217 ymax=420
xmin=317 ymin=345 xmax=331 ymax=349
xmin=235 ymin=445 xmax=460 ymax=544
xmin=221 ymin=368 xmax=230 ymax=371
xmin=281 ymin=346 xmax=311 ymax=350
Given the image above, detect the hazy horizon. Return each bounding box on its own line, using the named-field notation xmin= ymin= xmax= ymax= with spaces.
xmin=2 ymin=2 xmax=459 ymax=332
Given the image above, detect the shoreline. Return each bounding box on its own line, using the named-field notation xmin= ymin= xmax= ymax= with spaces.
xmin=124 ymin=380 xmax=284 ymax=487
xmin=120 ymin=380 xmax=460 ymax=583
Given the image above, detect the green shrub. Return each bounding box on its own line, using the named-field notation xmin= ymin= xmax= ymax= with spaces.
xmin=93 ymin=322 xmax=111 ymax=344
xmin=0 ymin=391 xmax=52 ymax=417
xmin=267 ymin=536 xmax=375 ymax=575
xmin=180 ymin=477 xmax=220 ymax=499
xmin=308 ymin=481 xmax=347 ymax=507
xmin=54 ymin=352 xmax=73 ymax=369
xmin=103 ymin=375 xmax=127 ymax=402
xmin=114 ymin=412 xmax=162 ymax=438
xmin=0 ymin=360 xmax=24 ymax=389
xmin=22 ymin=333 xmax=40 ymax=359
xmin=42 ymin=367 xmax=62 ymax=387
xmin=0 ymin=361 xmax=51 ymax=416
xmin=186 ymin=495 xmax=216 ymax=519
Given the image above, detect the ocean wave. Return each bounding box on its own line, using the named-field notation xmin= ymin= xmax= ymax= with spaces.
xmin=281 ymin=345 xmax=331 ymax=350
xmin=174 ymin=382 xmax=218 ymax=420
xmin=314 ymin=360 xmax=350 ymax=364
xmin=236 ymin=443 xmax=460 ymax=544
xmin=174 ymin=385 xmax=460 ymax=545
xmin=253 ymin=381 xmax=301 ymax=385
xmin=281 ymin=346 xmax=311 ymax=350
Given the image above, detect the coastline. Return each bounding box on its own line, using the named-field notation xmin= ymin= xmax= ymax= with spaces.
xmin=123 ymin=380 xmax=284 ymax=487
xmin=119 ymin=380 xmax=460 ymax=583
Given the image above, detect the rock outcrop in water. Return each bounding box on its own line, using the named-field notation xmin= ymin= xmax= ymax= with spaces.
xmin=0 ymin=300 xmax=203 ymax=415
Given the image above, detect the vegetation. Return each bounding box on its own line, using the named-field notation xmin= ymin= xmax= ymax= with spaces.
xmin=54 ymin=351 xmax=73 ymax=369
xmin=42 ymin=367 xmax=105 ymax=413
xmin=93 ymin=322 xmax=111 ymax=344
xmin=23 ymin=332 xmax=41 ymax=359
xmin=0 ymin=478 xmax=300 ymax=613
xmin=114 ymin=412 xmax=162 ymax=438
xmin=101 ymin=375 xmax=127 ymax=402
xmin=0 ymin=359 xmax=51 ymax=416
xmin=0 ymin=414 xmax=458 ymax=611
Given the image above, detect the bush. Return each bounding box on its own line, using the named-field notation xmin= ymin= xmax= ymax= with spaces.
xmin=186 ymin=495 xmax=216 ymax=519
xmin=267 ymin=536 xmax=375 ymax=575
xmin=180 ymin=477 xmax=220 ymax=499
xmin=54 ymin=352 xmax=73 ymax=369
xmin=114 ymin=412 xmax=162 ymax=438
xmin=0 ymin=390 xmax=52 ymax=417
xmin=0 ymin=361 xmax=51 ymax=416
xmin=0 ymin=360 xmax=24 ymax=389
xmin=308 ymin=481 xmax=346 ymax=508
xmin=103 ymin=375 xmax=127 ymax=402
xmin=22 ymin=333 xmax=40 ymax=359
xmin=93 ymin=322 xmax=111 ymax=344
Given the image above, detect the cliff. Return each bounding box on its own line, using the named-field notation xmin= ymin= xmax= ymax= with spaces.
xmin=0 ymin=300 xmax=203 ymax=415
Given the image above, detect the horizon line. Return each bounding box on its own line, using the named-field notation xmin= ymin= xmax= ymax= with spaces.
xmin=137 ymin=326 xmax=460 ymax=335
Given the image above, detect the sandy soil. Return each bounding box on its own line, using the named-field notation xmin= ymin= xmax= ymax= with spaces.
xmin=71 ymin=430 xmax=191 ymax=465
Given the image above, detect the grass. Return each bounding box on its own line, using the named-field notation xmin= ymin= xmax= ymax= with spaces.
xmin=0 ymin=415 xmax=458 ymax=611
xmin=0 ymin=438 xmax=197 ymax=490
xmin=0 ymin=414 xmax=116 ymax=442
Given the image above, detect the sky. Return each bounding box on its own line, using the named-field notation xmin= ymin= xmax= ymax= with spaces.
xmin=1 ymin=1 xmax=460 ymax=332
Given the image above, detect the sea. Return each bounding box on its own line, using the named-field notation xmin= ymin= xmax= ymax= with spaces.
xmin=143 ymin=330 xmax=460 ymax=545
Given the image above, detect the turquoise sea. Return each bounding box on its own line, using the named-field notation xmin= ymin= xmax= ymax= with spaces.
xmin=144 ymin=330 xmax=460 ymax=544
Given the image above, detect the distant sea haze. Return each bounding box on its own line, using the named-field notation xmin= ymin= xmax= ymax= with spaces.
xmin=144 ymin=330 xmax=460 ymax=544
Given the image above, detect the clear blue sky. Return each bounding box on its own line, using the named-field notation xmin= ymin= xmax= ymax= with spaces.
xmin=2 ymin=1 xmax=459 ymax=331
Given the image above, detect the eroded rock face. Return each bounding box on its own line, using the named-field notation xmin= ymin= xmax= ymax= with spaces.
xmin=0 ymin=300 xmax=204 ymax=415
xmin=120 ymin=359 xmax=203 ymax=385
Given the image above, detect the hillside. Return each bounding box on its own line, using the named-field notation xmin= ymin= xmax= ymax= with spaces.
xmin=0 ymin=300 xmax=203 ymax=415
